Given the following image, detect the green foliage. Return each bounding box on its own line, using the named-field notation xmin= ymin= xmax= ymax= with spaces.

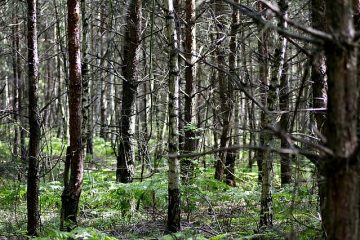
xmin=0 ymin=141 xmax=11 ymax=161
xmin=93 ymin=138 xmax=114 ymax=157
xmin=42 ymin=137 xmax=66 ymax=156
xmin=35 ymin=227 xmax=117 ymax=240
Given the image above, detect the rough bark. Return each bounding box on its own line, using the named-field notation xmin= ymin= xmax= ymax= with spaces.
xmin=166 ymin=0 xmax=181 ymax=232
xmin=116 ymin=0 xmax=142 ymax=183
xmin=60 ymin=0 xmax=84 ymax=230
xmin=27 ymin=0 xmax=41 ymax=235
xmin=322 ymin=0 xmax=359 ymax=239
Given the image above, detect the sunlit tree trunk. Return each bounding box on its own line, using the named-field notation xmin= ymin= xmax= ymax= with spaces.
xmin=60 ymin=0 xmax=84 ymax=230
xmin=27 ymin=0 xmax=41 ymax=235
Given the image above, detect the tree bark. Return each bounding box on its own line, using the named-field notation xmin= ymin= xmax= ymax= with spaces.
xmin=214 ymin=1 xmax=232 ymax=181
xmin=181 ymin=0 xmax=197 ymax=182
xmin=224 ymin=0 xmax=238 ymax=185
xmin=275 ymin=0 xmax=291 ymax=186
xmin=116 ymin=0 xmax=142 ymax=183
xmin=322 ymin=0 xmax=359 ymax=238
xmin=60 ymin=0 xmax=84 ymax=230
xmin=27 ymin=0 xmax=41 ymax=235
xmin=258 ymin=1 xmax=273 ymax=229
xmin=165 ymin=0 xmax=181 ymax=232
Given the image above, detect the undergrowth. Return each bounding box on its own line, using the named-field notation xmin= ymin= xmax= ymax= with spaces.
xmin=0 ymin=138 xmax=322 ymax=239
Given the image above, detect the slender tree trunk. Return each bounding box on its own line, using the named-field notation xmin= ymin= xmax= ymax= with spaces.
xmin=12 ymin=7 xmax=20 ymax=160
xmin=258 ymin=1 xmax=273 ymax=228
xmin=310 ymin=0 xmax=327 ymax=233
xmin=214 ymin=1 xmax=232 ymax=181
xmin=165 ymin=0 xmax=181 ymax=232
xmin=322 ymin=0 xmax=359 ymax=238
xmin=81 ymin=0 xmax=91 ymax=159
xmin=116 ymin=0 xmax=142 ymax=183
xmin=60 ymin=0 xmax=84 ymax=230
xmin=224 ymin=0 xmax=238 ymax=185
xmin=274 ymin=0 xmax=291 ymax=186
xmin=27 ymin=0 xmax=41 ymax=235
xmin=181 ymin=0 xmax=196 ymax=182
xmin=54 ymin=0 xmax=69 ymax=140
xmin=257 ymin=2 xmax=270 ymax=184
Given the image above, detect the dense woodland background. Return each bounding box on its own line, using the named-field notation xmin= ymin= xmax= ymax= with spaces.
xmin=0 ymin=0 xmax=359 ymax=239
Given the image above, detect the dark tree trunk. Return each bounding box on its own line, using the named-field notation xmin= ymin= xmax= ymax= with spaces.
xmin=311 ymin=0 xmax=327 ymax=234
xmin=27 ymin=0 xmax=41 ymax=235
xmin=257 ymin=1 xmax=269 ymax=184
xmin=275 ymin=0 xmax=291 ymax=186
xmin=224 ymin=0 xmax=239 ymax=185
xmin=322 ymin=0 xmax=359 ymax=239
xmin=181 ymin=0 xmax=196 ymax=182
xmin=258 ymin=1 xmax=273 ymax=229
xmin=116 ymin=0 xmax=142 ymax=183
xmin=60 ymin=0 xmax=84 ymax=230
xmin=81 ymin=0 xmax=91 ymax=158
xmin=214 ymin=1 xmax=232 ymax=181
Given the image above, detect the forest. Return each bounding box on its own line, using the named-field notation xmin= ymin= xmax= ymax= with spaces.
xmin=0 ymin=0 xmax=359 ymax=239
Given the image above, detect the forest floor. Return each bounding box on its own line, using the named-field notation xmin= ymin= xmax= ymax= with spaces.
xmin=0 ymin=138 xmax=322 ymax=239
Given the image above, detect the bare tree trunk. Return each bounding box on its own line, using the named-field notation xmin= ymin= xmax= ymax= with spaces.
xmin=165 ymin=0 xmax=181 ymax=232
xmin=81 ymin=0 xmax=91 ymax=158
xmin=54 ymin=0 xmax=69 ymax=140
xmin=60 ymin=0 xmax=84 ymax=230
xmin=258 ymin=1 xmax=273 ymax=229
xmin=310 ymin=1 xmax=327 ymax=234
xmin=12 ymin=7 xmax=20 ymax=161
xmin=224 ymin=0 xmax=238 ymax=185
xmin=27 ymin=0 xmax=41 ymax=235
xmin=274 ymin=0 xmax=291 ymax=186
xmin=214 ymin=1 xmax=232 ymax=181
xmin=116 ymin=0 xmax=142 ymax=183
xmin=257 ymin=2 xmax=269 ymax=184
xmin=181 ymin=0 xmax=196 ymax=182
xmin=322 ymin=0 xmax=359 ymax=238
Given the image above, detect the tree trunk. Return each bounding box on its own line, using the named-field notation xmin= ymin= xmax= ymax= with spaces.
xmin=27 ymin=0 xmax=41 ymax=235
xmin=214 ymin=1 xmax=232 ymax=181
xmin=258 ymin=1 xmax=273 ymax=229
xmin=81 ymin=0 xmax=91 ymax=159
xmin=165 ymin=0 xmax=181 ymax=232
xmin=274 ymin=0 xmax=291 ymax=186
xmin=116 ymin=0 xmax=142 ymax=183
xmin=257 ymin=1 xmax=270 ymax=184
xmin=181 ymin=0 xmax=197 ymax=182
xmin=224 ymin=0 xmax=238 ymax=185
xmin=60 ymin=0 xmax=84 ymax=230
xmin=322 ymin=0 xmax=359 ymax=238
xmin=310 ymin=0 xmax=327 ymax=233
